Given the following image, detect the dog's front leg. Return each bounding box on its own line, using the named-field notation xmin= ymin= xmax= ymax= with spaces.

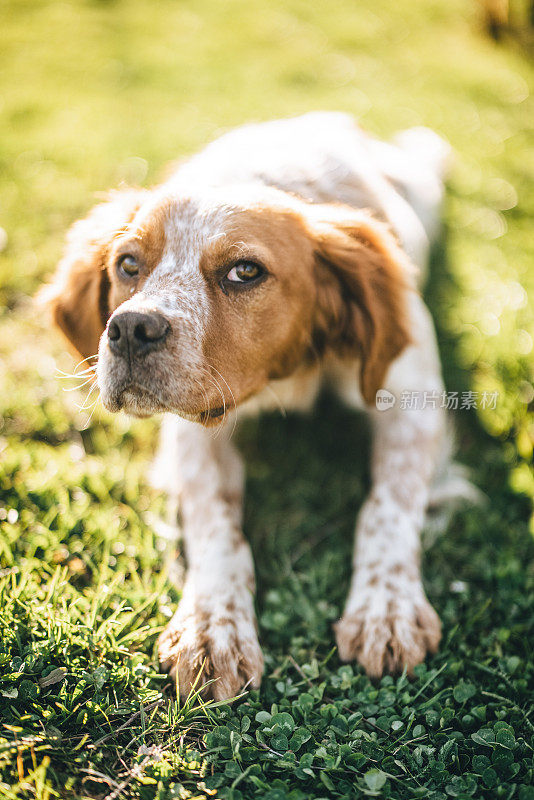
xmin=334 ymin=299 xmax=447 ymax=677
xmin=335 ymin=399 xmax=444 ymax=676
xmin=156 ymin=415 xmax=263 ymax=700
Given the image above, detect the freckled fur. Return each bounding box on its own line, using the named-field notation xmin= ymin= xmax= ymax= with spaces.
xmin=44 ymin=112 xmax=456 ymax=699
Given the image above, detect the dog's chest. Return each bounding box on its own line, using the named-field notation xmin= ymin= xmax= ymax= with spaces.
xmin=238 ymin=358 xmax=366 ymax=419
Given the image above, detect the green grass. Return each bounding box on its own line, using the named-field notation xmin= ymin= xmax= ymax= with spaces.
xmin=0 ymin=0 xmax=533 ymax=797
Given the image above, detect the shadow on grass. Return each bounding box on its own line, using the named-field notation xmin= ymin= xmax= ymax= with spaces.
xmin=236 ymin=224 xmax=533 ymax=667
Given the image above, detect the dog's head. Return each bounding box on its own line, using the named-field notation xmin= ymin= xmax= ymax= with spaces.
xmin=43 ymin=184 xmax=412 ymax=422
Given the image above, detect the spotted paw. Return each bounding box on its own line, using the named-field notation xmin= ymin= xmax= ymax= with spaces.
xmin=158 ymin=599 xmax=263 ymax=700
xmin=334 ymin=594 xmax=441 ymax=678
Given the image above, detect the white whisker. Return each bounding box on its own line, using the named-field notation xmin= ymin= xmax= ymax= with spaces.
xmin=62 ymin=376 xmax=95 ymax=392
xmin=194 ymin=377 xmax=213 ymax=435
xmin=206 ymin=363 xmax=238 ymax=440
xmin=81 ymin=397 xmax=100 ymax=429
xmin=264 ymin=383 xmax=287 ymax=418
xmin=56 ymin=366 xmax=96 ymax=379
xmin=72 ymin=353 xmax=98 ymax=372
xmin=75 ymin=383 xmax=99 ymax=412
xmin=198 ymin=367 xmax=227 ymax=439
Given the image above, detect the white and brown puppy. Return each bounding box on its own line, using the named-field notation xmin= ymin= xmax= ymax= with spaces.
xmin=45 ymin=112 xmax=453 ymax=700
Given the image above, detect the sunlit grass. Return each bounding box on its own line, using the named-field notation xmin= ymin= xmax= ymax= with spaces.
xmin=0 ymin=0 xmax=533 ymax=797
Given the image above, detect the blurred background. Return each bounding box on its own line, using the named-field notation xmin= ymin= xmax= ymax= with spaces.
xmin=0 ymin=0 xmax=533 ymax=796
xmin=1 ymin=0 xmax=533 ymax=490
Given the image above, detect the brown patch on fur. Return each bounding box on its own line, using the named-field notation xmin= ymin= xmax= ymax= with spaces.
xmin=200 ymin=207 xmax=318 ymax=407
xmin=307 ymin=208 xmax=413 ymax=404
xmin=107 ymin=205 xmax=167 ymax=305
xmin=199 ymin=201 xmax=412 ymax=413
xmin=389 ymin=562 xmax=419 ymax=581
xmin=213 ymin=616 xmax=235 ymax=627
xmin=41 ymin=189 xmax=148 ymax=359
xmin=221 ymin=491 xmax=243 ymax=508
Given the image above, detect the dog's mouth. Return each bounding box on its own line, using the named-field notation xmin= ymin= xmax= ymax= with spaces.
xmin=102 ymin=379 xmax=231 ymax=425
xmin=104 ymin=382 xmax=167 ymax=416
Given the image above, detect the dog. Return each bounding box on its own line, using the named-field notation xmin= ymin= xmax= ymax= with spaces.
xmin=44 ymin=112 xmax=455 ymax=700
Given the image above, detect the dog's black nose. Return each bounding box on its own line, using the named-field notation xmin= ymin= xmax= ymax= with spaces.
xmin=108 ymin=311 xmax=170 ymax=358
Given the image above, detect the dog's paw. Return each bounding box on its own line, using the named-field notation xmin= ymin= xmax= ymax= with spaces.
xmin=158 ymin=602 xmax=263 ymax=701
xmin=334 ymin=594 xmax=441 ymax=678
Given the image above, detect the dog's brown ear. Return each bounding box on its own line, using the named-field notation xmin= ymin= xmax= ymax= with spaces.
xmin=40 ymin=189 xmax=146 ymax=360
xmin=308 ymin=207 xmax=413 ymax=405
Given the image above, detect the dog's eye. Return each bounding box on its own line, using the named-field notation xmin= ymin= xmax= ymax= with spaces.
xmin=226 ymin=261 xmax=264 ymax=284
xmin=117 ymin=254 xmax=139 ymax=278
